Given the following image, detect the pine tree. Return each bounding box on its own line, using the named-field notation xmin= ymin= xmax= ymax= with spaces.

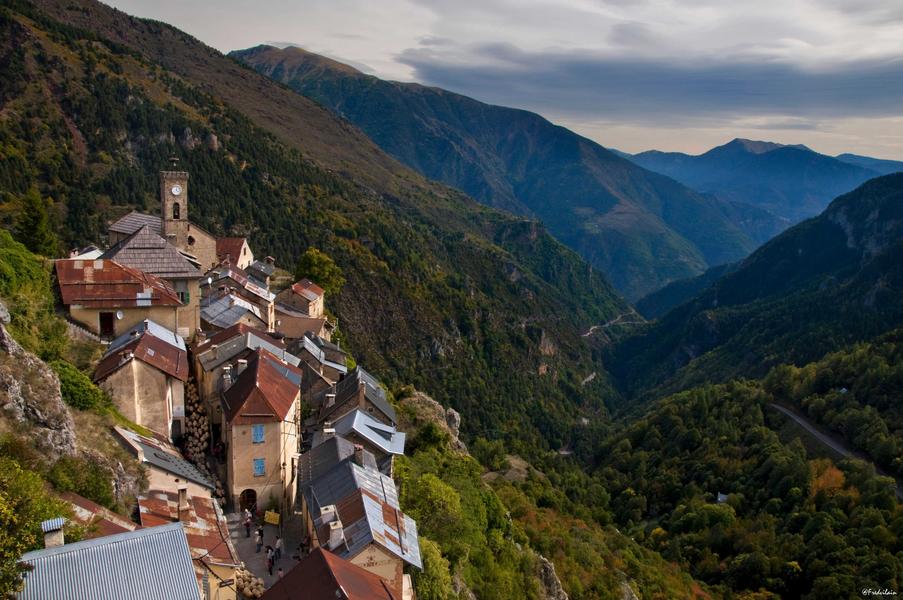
xmin=15 ymin=188 xmax=57 ymax=257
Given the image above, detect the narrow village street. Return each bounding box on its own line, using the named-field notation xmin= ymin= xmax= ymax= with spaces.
xmin=226 ymin=512 xmax=305 ymax=589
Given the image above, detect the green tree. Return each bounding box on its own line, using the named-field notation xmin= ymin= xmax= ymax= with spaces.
xmin=14 ymin=189 xmax=57 ymax=257
xmin=0 ymin=457 xmax=70 ymax=597
xmin=413 ymin=537 xmax=454 ymax=600
xmin=50 ymin=361 xmax=108 ymax=410
xmin=293 ymin=248 xmax=344 ymax=296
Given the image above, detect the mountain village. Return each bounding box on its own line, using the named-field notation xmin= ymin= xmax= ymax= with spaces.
xmin=16 ymin=168 xmax=421 ymax=600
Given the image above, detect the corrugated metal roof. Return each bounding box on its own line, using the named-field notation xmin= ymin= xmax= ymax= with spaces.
xmin=302 ymin=458 xmax=398 ymax=517
xmin=18 ymin=522 xmax=201 ymax=600
xmin=40 ymin=517 xmax=66 ymax=533
xmin=95 ymin=327 xmax=189 ymax=383
xmin=317 ymin=367 xmax=396 ymax=426
xmin=291 ymin=278 xmax=324 ymax=302
xmin=298 ymin=436 xmax=377 ymax=490
xmin=115 ymin=427 xmax=214 ymax=490
xmin=56 ymin=259 xmax=182 ymax=308
xmin=101 ymin=226 xmax=201 ymax=280
xmin=221 ymin=349 xmax=301 ymax=424
xmin=202 ymin=263 xmax=274 ymax=302
xmin=201 ymin=292 xmax=265 ymax=330
xmin=193 ymin=324 xmax=299 ymax=372
xmin=108 ymin=211 xmax=162 ymax=236
xmin=315 ymin=490 xmax=422 ymax=570
xmin=332 ymin=410 xmax=406 ymax=457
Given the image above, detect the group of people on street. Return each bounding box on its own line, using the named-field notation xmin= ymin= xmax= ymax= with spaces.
xmin=244 ymin=508 xmax=284 ymax=577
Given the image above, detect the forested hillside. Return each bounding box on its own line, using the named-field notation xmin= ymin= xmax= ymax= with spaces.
xmin=1 ymin=1 xmax=630 ymax=455
xmin=232 ymin=45 xmax=781 ymax=300
xmin=611 ymin=174 xmax=903 ymax=397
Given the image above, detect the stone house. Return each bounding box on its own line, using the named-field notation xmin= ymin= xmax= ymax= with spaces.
xmin=314 ymin=367 xmax=397 ymax=428
xmin=101 ymin=225 xmax=202 ymax=339
xmin=220 ymin=349 xmax=302 ymax=512
xmin=216 ymin=237 xmax=254 ymax=270
xmin=94 ymin=320 xmax=189 ymax=440
xmin=55 ymin=259 xmax=185 ymax=338
xmin=290 ymin=332 xmax=348 ymax=384
xmin=276 ymin=279 xmax=325 ymax=318
xmin=201 ymin=262 xmax=275 ymax=331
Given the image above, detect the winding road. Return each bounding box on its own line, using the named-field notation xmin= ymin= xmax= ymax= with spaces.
xmin=768 ymin=403 xmax=903 ymax=501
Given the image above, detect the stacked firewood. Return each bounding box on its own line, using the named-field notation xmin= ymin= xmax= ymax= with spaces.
xmin=235 ymin=567 xmax=265 ymax=598
xmin=183 ymin=379 xmax=209 ymax=463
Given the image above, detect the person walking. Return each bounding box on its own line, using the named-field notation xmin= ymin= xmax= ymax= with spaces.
xmin=255 ymin=529 xmax=263 ymax=553
xmin=265 ymin=546 xmax=274 ymax=576
xmin=274 ymin=536 xmax=283 ymax=561
xmin=243 ymin=515 xmax=251 ymax=538
xmin=277 ymin=568 xmax=284 ymax=579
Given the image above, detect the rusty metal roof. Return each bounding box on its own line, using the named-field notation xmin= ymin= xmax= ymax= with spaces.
xmin=56 ymin=259 xmax=182 ymax=308
xmin=215 ymin=238 xmax=249 ymax=263
xmin=192 ymin=324 xmax=300 ymax=372
xmin=221 ymin=349 xmax=302 ymax=424
xmin=261 ymin=547 xmax=398 ymax=600
xmin=102 ymin=225 xmax=201 ymax=280
xmin=291 ymin=278 xmax=324 ymax=302
xmin=94 ymin=328 xmax=189 ymax=383
xmin=202 ymin=262 xmax=274 ymax=302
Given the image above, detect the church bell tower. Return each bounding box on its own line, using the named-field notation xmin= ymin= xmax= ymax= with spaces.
xmin=160 ymin=164 xmax=189 ymax=242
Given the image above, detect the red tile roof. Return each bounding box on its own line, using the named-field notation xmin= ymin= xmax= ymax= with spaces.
xmin=62 ymin=492 xmax=140 ymax=539
xmin=94 ymin=332 xmax=189 ymax=383
xmin=216 ymin=238 xmax=248 ymax=263
xmin=221 ymin=349 xmax=302 ymax=425
xmin=56 ymin=259 xmax=181 ymax=308
xmin=137 ymin=490 xmax=239 ymax=586
xmin=261 ymin=547 xmax=397 ymax=600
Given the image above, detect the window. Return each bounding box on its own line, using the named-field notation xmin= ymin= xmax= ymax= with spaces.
xmin=253 ymin=458 xmax=265 ymax=477
xmin=172 ymin=202 xmax=181 ymax=220
xmin=178 ymin=291 xmax=190 ymax=304
xmin=251 ymin=424 xmax=265 ymax=444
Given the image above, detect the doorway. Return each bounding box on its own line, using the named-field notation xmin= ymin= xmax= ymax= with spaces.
xmin=240 ymin=489 xmax=257 ymax=514
xmin=99 ymin=312 xmax=115 ymax=337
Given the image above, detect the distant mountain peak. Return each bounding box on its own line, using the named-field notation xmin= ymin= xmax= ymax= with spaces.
xmin=722 ymin=138 xmax=787 ymax=154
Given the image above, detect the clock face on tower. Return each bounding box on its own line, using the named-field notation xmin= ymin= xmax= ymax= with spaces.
xmin=171 ymin=185 xmax=183 ymax=196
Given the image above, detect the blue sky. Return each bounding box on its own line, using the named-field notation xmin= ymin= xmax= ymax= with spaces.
xmin=109 ymin=0 xmax=903 ymax=159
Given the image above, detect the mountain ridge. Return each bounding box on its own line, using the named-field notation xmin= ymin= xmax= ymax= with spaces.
xmin=231 ymin=44 xmax=783 ymax=300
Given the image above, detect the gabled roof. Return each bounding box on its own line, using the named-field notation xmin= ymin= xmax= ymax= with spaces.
xmin=108 ymin=319 xmax=186 ymax=352
xmin=315 ymin=489 xmax=422 ymax=570
xmin=275 ymin=312 xmax=330 ymax=341
xmin=298 ymin=436 xmax=378 ymax=489
xmin=294 ymin=332 xmax=348 ymax=374
xmin=301 ymin=456 xmax=398 ymax=517
xmin=222 ymin=349 xmax=302 ymax=425
xmin=216 ymin=238 xmax=249 ymax=263
xmin=115 ymin=427 xmax=214 ymax=490
xmin=291 ymin=278 xmax=324 ymax=302
xmin=193 ymin=323 xmax=299 ymax=372
xmin=261 ymin=547 xmax=398 ymax=600
xmin=331 ymin=410 xmax=406 ymax=456
xmin=95 ymin=322 xmax=188 ymax=382
xmin=108 ymin=211 xmax=162 ymax=236
xmin=18 ymin=522 xmax=201 ymax=600
xmin=203 ymin=263 xmax=274 ymax=302
xmin=101 ymin=225 xmax=201 ymax=280
xmin=56 ymin=259 xmax=182 ymax=308
xmin=137 ymin=490 xmax=239 ymax=571
xmin=318 ymin=367 xmax=396 ymax=426
xmin=200 ymin=291 xmax=265 ymax=330
xmin=62 ymin=491 xmax=140 ymax=539
xmin=248 ymin=259 xmax=275 ymax=278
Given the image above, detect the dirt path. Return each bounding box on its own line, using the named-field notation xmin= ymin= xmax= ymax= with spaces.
xmin=582 ymin=311 xmax=644 ymax=337
xmin=768 ymin=403 xmax=903 ymax=501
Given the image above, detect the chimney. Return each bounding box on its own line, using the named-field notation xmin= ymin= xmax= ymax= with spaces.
xmin=325 ymin=393 xmax=336 ymax=408
xmin=177 ymin=486 xmax=190 ymax=521
xmin=41 ymin=518 xmax=66 ymax=549
xmin=222 ymin=365 xmax=233 ymax=390
xmin=236 ymin=358 xmax=249 ymax=375
xmin=327 ymin=520 xmax=345 ymax=550
xmin=265 ymin=256 xmax=275 ymax=265
xmin=320 ymin=504 xmax=337 ymax=524
xmin=353 ymin=444 xmax=365 ymax=467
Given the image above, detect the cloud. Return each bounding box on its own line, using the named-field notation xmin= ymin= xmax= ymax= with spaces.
xmin=398 ymin=43 xmax=903 ymax=124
